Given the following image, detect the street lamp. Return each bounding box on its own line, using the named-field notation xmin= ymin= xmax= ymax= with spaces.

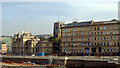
xmin=64 ymin=57 xmax=68 ymax=66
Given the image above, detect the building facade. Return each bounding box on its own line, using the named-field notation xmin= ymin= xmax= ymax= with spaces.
xmin=26 ymin=39 xmax=39 ymax=55
xmin=1 ymin=36 xmax=12 ymax=53
xmin=53 ymin=22 xmax=64 ymax=39
xmin=36 ymin=41 xmax=53 ymax=55
xmin=61 ymin=19 xmax=120 ymax=56
xmin=12 ymin=32 xmax=35 ymax=55
xmin=0 ymin=43 xmax=7 ymax=53
xmin=12 ymin=31 xmax=53 ymax=55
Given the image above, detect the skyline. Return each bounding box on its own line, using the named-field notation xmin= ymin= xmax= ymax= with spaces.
xmin=2 ymin=2 xmax=118 ymax=36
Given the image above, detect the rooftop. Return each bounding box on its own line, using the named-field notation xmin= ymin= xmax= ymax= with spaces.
xmin=62 ymin=19 xmax=120 ymax=27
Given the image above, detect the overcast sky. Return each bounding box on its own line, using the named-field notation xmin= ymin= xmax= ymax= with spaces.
xmin=2 ymin=1 xmax=119 ymax=36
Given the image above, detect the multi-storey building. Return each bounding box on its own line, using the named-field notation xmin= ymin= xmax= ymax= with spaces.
xmin=0 ymin=42 xmax=7 ymax=53
xmin=12 ymin=32 xmax=35 ymax=55
xmin=12 ymin=31 xmax=53 ymax=55
xmin=53 ymin=22 xmax=64 ymax=39
xmin=36 ymin=40 xmax=53 ymax=55
xmin=61 ymin=19 xmax=120 ymax=56
xmin=26 ymin=38 xmax=39 ymax=55
xmin=1 ymin=36 xmax=12 ymax=53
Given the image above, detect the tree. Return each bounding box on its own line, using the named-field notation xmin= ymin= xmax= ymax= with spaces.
xmin=53 ymin=38 xmax=61 ymax=53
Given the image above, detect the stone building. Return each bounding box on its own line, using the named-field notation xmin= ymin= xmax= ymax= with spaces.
xmin=1 ymin=36 xmax=12 ymax=53
xmin=12 ymin=31 xmax=53 ymax=55
xmin=61 ymin=19 xmax=120 ymax=56
xmin=12 ymin=32 xmax=36 ymax=55
xmin=26 ymin=38 xmax=39 ymax=55
xmin=36 ymin=40 xmax=53 ymax=55
xmin=53 ymin=22 xmax=64 ymax=39
xmin=0 ymin=43 xmax=7 ymax=53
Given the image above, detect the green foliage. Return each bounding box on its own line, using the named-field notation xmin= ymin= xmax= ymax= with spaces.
xmin=40 ymin=37 xmax=45 ymax=41
xmin=52 ymin=38 xmax=61 ymax=53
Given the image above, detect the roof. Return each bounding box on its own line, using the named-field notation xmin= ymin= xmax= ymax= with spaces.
xmin=62 ymin=21 xmax=92 ymax=27
xmin=62 ymin=19 xmax=120 ymax=28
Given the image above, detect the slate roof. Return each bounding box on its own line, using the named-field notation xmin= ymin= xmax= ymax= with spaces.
xmin=62 ymin=21 xmax=92 ymax=27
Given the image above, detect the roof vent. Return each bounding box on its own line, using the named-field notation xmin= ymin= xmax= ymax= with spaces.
xmin=73 ymin=21 xmax=77 ymax=23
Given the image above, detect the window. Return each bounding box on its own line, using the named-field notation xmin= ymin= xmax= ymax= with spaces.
xmin=66 ymin=38 xmax=68 ymax=41
xmin=107 ymin=43 xmax=109 ymax=46
xmin=94 ymin=37 xmax=96 ymax=40
xmin=117 ymin=48 xmax=119 ymax=52
xmin=82 ymin=43 xmax=84 ymax=46
xmin=91 ymin=37 xmax=93 ymax=40
xmin=104 ymin=43 xmax=106 ymax=46
xmin=87 ymin=28 xmax=89 ymax=31
xmin=85 ymin=42 xmax=87 ymax=46
xmin=104 ymin=37 xmax=106 ymax=40
xmin=104 ymin=32 xmax=105 ymax=35
xmin=91 ymin=43 xmax=93 ymax=46
xmin=79 ymin=28 xmax=81 ymax=31
xmin=71 ymin=43 xmax=73 ymax=46
xmin=66 ymin=43 xmax=68 ymax=46
xmin=117 ymin=26 xmax=119 ymax=29
xmin=91 ymin=32 xmax=93 ymax=35
xmin=79 ymin=33 xmax=81 ymax=35
xmin=107 ymin=32 xmax=109 ymax=35
xmin=88 ymin=43 xmax=89 ymax=46
xmin=82 ymin=33 xmax=84 ymax=35
xmin=113 ymin=26 xmax=115 ymax=29
xmin=85 ymin=28 xmax=86 ymax=31
xmin=91 ymin=27 xmax=93 ymax=30
xmin=82 ymin=28 xmax=83 ymax=31
xmin=101 ymin=37 xmax=102 ymax=40
xmin=107 ymin=26 xmax=109 ymax=29
xmin=63 ymin=29 xmax=65 ymax=32
xmin=73 ymin=43 xmax=75 ymax=46
xmin=114 ymin=48 xmax=116 ymax=52
xmin=66 ymin=29 xmax=68 ymax=32
xmin=104 ymin=48 xmax=106 ymax=52
xmin=100 ymin=27 xmax=103 ymax=30
xmin=66 ymin=34 xmax=68 ymax=36
xmin=95 ymin=27 xmax=96 ymax=30
xmin=98 ymin=32 xmax=99 ymax=35
xmin=110 ymin=26 xmax=112 ymax=29
xmin=104 ymin=26 xmax=105 ymax=30
xmin=107 ymin=37 xmax=109 ymax=40
xmin=113 ymin=31 xmax=115 ymax=34
xmin=107 ymin=48 xmax=109 ymax=52
xmin=68 ymin=33 xmax=70 ymax=36
xmin=74 ymin=28 xmax=76 ymax=31
xmin=94 ymin=32 xmax=96 ymax=35
xmin=77 ymin=33 xmax=79 ymax=36
xmin=110 ymin=36 xmax=112 ymax=39
xmin=110 ymin=48 xmax=112 ymax=52
xmin=76 ymin=28 xmax=78 ymax=31
xmin=98 ymin=37 xmax=99 ymax=40
xmin=117 ymin=31 xmax=119 ymax=34
xmin=87 ymin=32 xmax=89 ymax=35
xmin=68 ymin=29 xmax=70 ymax=32
xmin=110 ymin=42 xmax=112 ymax=45
xmin=98 ymin=27 xmax=99 ymax=30
xmin=71 ymin=38 xmax=73 ymax=41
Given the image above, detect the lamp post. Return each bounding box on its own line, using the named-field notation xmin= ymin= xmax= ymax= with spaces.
xmin=64 ymin=57 xmax=68 ymax=66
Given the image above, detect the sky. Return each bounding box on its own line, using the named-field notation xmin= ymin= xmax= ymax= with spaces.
xmin=2 ymin=1 xmax=119 ymax=36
